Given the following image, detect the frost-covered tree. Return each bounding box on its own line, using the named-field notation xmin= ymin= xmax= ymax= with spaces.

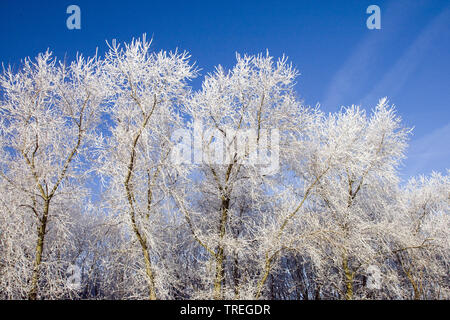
xmin=292 ymin=100 xmax=411 ymax=299
xmin=171 ymin=52 xmax=323 ymax=299
xmin=97 ymin=35 xmax=197 ymax=299
xmin=0 ymin=51 xmax=104 ymax=299
xmin=0 ymin=37 xmax=448 ymax=300
xmin=390 ymin=172 xmax=450 ymax=299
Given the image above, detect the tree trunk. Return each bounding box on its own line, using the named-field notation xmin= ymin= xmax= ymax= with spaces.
xmin=128 ymin=196 xmax=157 ymax=300
xmin=342 ymin=254 xmax=353 ymax=300
xmin=28 ymin=199 xmax=50 ymax=300
xmin=213 ymin=197 xmax=229 ymax=300
xmin=124 ymin=117 xmax=158 ymax=300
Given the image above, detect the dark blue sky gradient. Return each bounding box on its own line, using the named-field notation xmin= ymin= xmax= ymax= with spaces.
xmin=0 ymin=0 xmax=448 ymax=180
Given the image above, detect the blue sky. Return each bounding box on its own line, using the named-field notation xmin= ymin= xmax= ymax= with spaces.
xmin=0 ymin=0 xmax=448 ymax=181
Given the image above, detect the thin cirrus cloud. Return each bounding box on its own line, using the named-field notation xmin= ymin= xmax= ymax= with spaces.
xmin=362 ymin=6 xmax=450 ymax=105
xmin=364 ymin=7 xmax=450 ymax=180
xmin=322 ymin=2 xmax=449 ymax=181
xmin=402 ymin=122 xmax=450 ymax=179
xmin=321 ymin=1 xmax=415 ymax=110
xmin=322 ymin=2 xmax=450 ymax=110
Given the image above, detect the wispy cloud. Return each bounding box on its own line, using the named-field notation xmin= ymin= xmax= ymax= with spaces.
xmin=402 ymin=122 xmax=450 ymax=179
xmin=362 ymin=6 xmax=450 ymax=105
xmin=322 ymin=1 xmax=441 ymax=110
xmin=322 ymin=1 xmax=409 ymax=109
